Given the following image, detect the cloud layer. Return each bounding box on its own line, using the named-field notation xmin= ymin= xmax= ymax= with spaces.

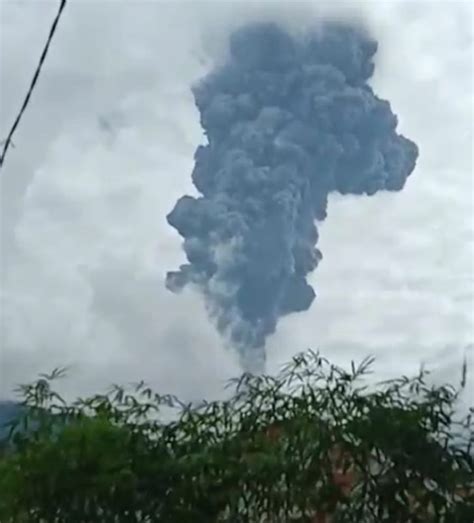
xmin=0 ymin=1 xmax=472 ymax=405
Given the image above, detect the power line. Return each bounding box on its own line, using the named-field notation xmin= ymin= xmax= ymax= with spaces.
xmin=0 ymin=0 xmax=68 ymax=170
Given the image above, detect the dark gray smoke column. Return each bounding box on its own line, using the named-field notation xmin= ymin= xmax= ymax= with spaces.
xmin=166 ymin=22 xmax=419 ymax=372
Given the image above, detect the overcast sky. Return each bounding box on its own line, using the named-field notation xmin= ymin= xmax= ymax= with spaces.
xmin=0 ymin=0 xmax=472 ymax=406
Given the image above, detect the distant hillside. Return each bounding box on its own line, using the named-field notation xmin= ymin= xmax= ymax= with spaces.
xmin=0 ymin=401 xmax=22 ymax=440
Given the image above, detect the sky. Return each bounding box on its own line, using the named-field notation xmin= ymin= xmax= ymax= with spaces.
xmin=0 ymin=0 xmax=472 ymax=407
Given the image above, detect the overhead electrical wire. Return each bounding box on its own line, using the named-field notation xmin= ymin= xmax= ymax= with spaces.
xmin=0 ymin=0 xmax=68 ymax=170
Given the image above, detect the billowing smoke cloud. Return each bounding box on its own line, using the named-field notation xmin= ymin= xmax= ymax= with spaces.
xmin=166 ymin=21 xmax=419 ymax=372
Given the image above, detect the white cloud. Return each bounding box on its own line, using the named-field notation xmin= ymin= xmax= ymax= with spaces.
xmin=0 ymin=1 xmax=472 ymax=406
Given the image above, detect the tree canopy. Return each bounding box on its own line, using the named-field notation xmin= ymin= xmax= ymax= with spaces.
xmin=0 ymin=350 xmax=472 ymax=522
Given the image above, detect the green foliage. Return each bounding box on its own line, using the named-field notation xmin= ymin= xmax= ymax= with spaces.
xmin=0 ymin=350 xmax=472 ymax=522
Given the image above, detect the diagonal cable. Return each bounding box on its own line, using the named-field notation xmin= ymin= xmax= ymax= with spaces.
xmin=0 ymin=0 xmax=67 ymax=170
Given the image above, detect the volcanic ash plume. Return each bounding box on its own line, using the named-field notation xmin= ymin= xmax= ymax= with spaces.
xmin=166 ymin=22 xmax=419 ymax=372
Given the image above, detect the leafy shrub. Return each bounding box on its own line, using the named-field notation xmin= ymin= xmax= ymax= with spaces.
xmin=0 ymin=351 xmax=472 ymax=522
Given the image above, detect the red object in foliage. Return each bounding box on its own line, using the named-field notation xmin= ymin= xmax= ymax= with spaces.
xmin=310 ymin=513 xmax=330 ymax=523
xmin=264 ymin=423 xmax=283 ymax=443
